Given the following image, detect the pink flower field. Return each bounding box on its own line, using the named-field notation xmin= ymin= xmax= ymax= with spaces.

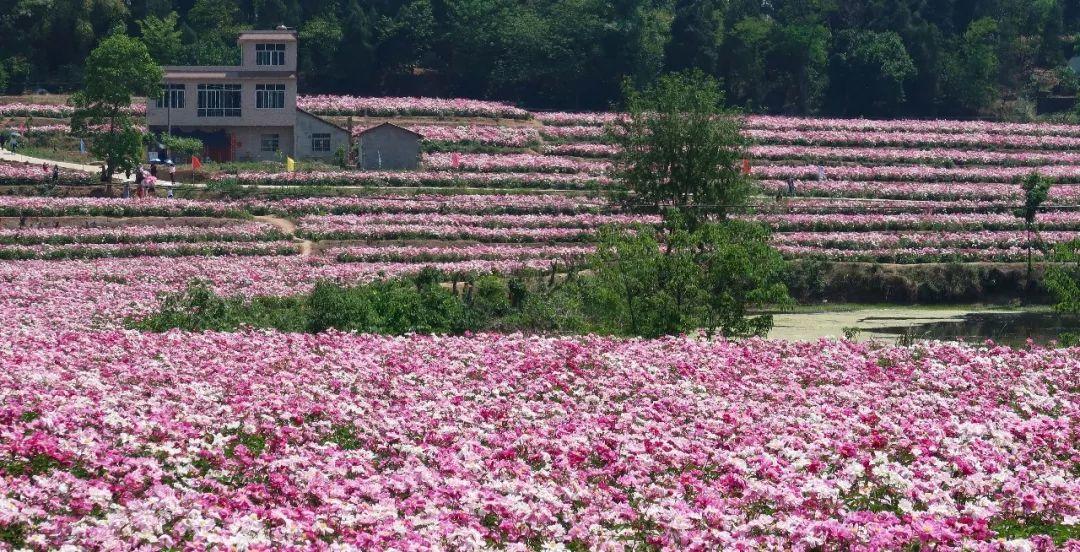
xmin=2 ymin=99 xmax=1080 ymax=548
xmin=1 ymin=326 xmax=1077 ymax=549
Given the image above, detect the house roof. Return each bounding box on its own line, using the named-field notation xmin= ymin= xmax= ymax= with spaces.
xmin=162 ymin=69 xmax=296 ymax=80
xmin=356 ymin=122 xmax=424 ymax=138
xmin=237 ymin=29 xmax=297 ymax=42
xmin=297 ymin=108 xmax=350 ymax=133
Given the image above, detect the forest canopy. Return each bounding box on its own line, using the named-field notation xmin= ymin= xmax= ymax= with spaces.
xmin=0 ymin=0 xmax=1078 ymax=116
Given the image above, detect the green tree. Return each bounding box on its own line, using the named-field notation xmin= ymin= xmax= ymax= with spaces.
xmin=584 ymin=221 xmax=790 ymax=338
xmin=723 ymin=16 xmax=774 ymax=109
xmin=664 ymin=0 xmax=722 ymax=75
xmin=70 ymin=34 xmax=163 ymax=184
xmin=299 ymin=14 xmax=345 ymax=89
xmin=1016 ymin=171 xmax=1052 ymax=282
xmin=159 ymin=134 xmax=204 ymax=162
xmin=829 ymin=30 xmax=916 ymax=115
xmin=611 ymin=70 xmax=751 ymax=227
xmin=1045 ymin=239 xmax=1080 ymax=314
xmin=138 ymin=12 xmax=184 ymax=65
xmin=769 ymin=22 xmax=831 ymax=113
xmin=942 ymin=17 xmax=999 ymax=114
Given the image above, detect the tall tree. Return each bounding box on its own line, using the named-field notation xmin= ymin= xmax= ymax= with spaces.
xmin=664 ymin=0 xmax=721 ymax=75
xmin=611 ymin=70 xmax=751 ymax=227
xmin=829 ymin=29 xmax=916 ymax=115
xmin=138 ymin=12 xmax=184 ymax=65
xmin=70 ymin=34 xmax=162 ymax=184
xmin=942 ymin=17 xmax=1000 ymax=114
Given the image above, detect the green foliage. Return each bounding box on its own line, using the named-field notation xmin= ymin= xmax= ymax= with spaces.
xmin=134 ymin=225 xmax=791 ymax=339
xmin=70 ymin=34 xmax=163 ymax=182
xmin=991 ymin=517 xmax=1080 ymax=545
xmin=306 ymin=278 xmax=467 ymax=334
xmin=3 ymin=0 xmax=1075 ymax=115
xmin=128 ymin=280 xmax=308 ymax=332
xmin=1016 ymin=171 xmax=1052 ymax=278
xmin=159 ymin=134 xmax=204 ymax=160
xmin=830 ymin=30 xmax=916 ymax=115
xmin=1046 ymin=239 xmax=1080 ymax=313
xmin=1017 ymin=172 xmax=1052 ymax=227
xmin=138 ymin=12 xmax=183 ymax=65
xmin=583 ymin=220 xmax=791 ymax=338
xmin=664 ymin=0 xmax=723 ymax=74
xmin=942 ymin=18 xmax=1000 ymax=114
xmin=612 ymin=71 xmax=751 ymax=226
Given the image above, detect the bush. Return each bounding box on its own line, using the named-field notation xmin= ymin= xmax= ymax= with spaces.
xmin=307 ymin=278 xmax=468 ymax=334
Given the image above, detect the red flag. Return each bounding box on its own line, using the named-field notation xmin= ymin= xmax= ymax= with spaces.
xmin=191 ymin=156 xmax=202 ymax=170
xmin=742 ymin=158 xmax=751 ymax=175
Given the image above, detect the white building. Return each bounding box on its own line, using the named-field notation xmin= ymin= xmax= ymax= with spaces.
xmin=146 ymin=28 xmax=349 ymax=162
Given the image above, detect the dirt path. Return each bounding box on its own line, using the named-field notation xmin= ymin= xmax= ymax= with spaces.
xmin=253 ymin=214 xmax=313 ymax=257
xmin=0 ymin=147 xmax=135 ymax=181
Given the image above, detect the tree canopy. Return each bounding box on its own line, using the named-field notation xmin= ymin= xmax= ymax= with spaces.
xmin=612 ymin=70 xmax=751 ymax=226
xmin=70 ymin=34 xmax=162 ymax=182
xmin=2 ymin=0 xmax=1080 ymax=115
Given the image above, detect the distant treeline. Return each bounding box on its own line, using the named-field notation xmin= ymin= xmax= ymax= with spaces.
xmin=1 ymin=0 xmax=1079 ymax=116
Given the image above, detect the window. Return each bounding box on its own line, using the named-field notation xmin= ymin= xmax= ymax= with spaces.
xmin=256 ymin=84 xmax=286 ymax=109
xmin=156 ymin=84 xmax=185 ymax=109
xmin=197 ymin=84 xmax=241 ymax=117
xmin=261 ymin=134 xmax=280 ymax=152
xmin=311 ymin=133 xmax=331 ymax=152
xmin=256 ymin=43 xmax=286 ymax=66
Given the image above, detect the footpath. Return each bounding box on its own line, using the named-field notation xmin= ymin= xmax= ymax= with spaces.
xmin=0 ymin=148 xmax=134 ymax=182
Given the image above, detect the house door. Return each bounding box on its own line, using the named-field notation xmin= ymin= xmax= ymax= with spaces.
xmin=201 ymin=130 xmax=231 ymax=162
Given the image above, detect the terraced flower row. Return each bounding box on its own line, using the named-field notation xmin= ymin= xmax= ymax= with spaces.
xmin=775 ymin=245 xmax=1042 ymax=263
xmin=0 ymin=329 xmax=1075 ymax=549
xmin=773 ymin=230 xmax=1078 ymax=250
xmin=424 ymin=152 xmax=609 ymax=174
xmin=0 ymin=195 xmax=608 ymax=218
xmin=0 ymin=240 xmax=300 ymax=260
xmin=331 ymin=243 xmax=594 ymax=263
xmin=297 ymin=95 xmax=530 ymax=119
xmin=297 ymin=213 xmax=657 ymax=242
xmin=754 ymin=164 xmax=1080 ymax=183
xmin=746 ymin=211 xmax=1080 ymax=231
xmin=535 ymin=109 xmax=1080 ymax=136
xmin=217 ymin=170 xmax=610 ymax=190
xmin=751 ymin=145 xmax=1080 ymax=167
xmin=748 ymin=128 xmax=1080 ymax=151
xmin=0 ymin=222 xmax=282 ymax=245
xmin=0 ymin=164 xmax=94 ymax=186
xmin=0 ymin=197 xmax=240 ymax=217
xmin=363 ymin=124 xmax=541 ymax=148
xmin=759 ymin=179 xmax=1080 ymax=203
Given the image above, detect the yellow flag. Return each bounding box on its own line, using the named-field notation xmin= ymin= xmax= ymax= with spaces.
xmin=286 ymin=157 xmax=295 ymax=172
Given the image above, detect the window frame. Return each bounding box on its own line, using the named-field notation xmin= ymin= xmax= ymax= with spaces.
xmin=256 ymin=84 xmax=286 ymax=109
xmin=156 ymin=84 xmax=186 ymax=109
xmin=255 ymin=43 xmax=286 ymax=66
xmin=197 ymin=83 xmax=241 ymax=118
xmin=311 ymin=133 xmax=332 ymax=153
xmin=260 ymin=133 xmax=280 ymax=153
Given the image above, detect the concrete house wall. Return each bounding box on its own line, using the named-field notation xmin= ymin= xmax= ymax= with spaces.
xmin=145 ymin=76 xmax=297 ymax=129
xmin=294 ymin=110 xmax=350 ymax=160
xmin=146 ymin=29 xmax=322 ymax=163
xmin=359 ymin=124 xmax=421 ymax=170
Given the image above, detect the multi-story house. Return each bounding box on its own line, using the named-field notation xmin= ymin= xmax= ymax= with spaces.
xmin=146 ymin=28 xmax=349 ymax=162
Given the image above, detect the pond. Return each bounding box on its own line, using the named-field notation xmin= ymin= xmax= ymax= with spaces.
xmin=768 ymin=307 xmax=1080 ymax=347
xmin=870 ymin=311 xmax=1080 ymax=347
